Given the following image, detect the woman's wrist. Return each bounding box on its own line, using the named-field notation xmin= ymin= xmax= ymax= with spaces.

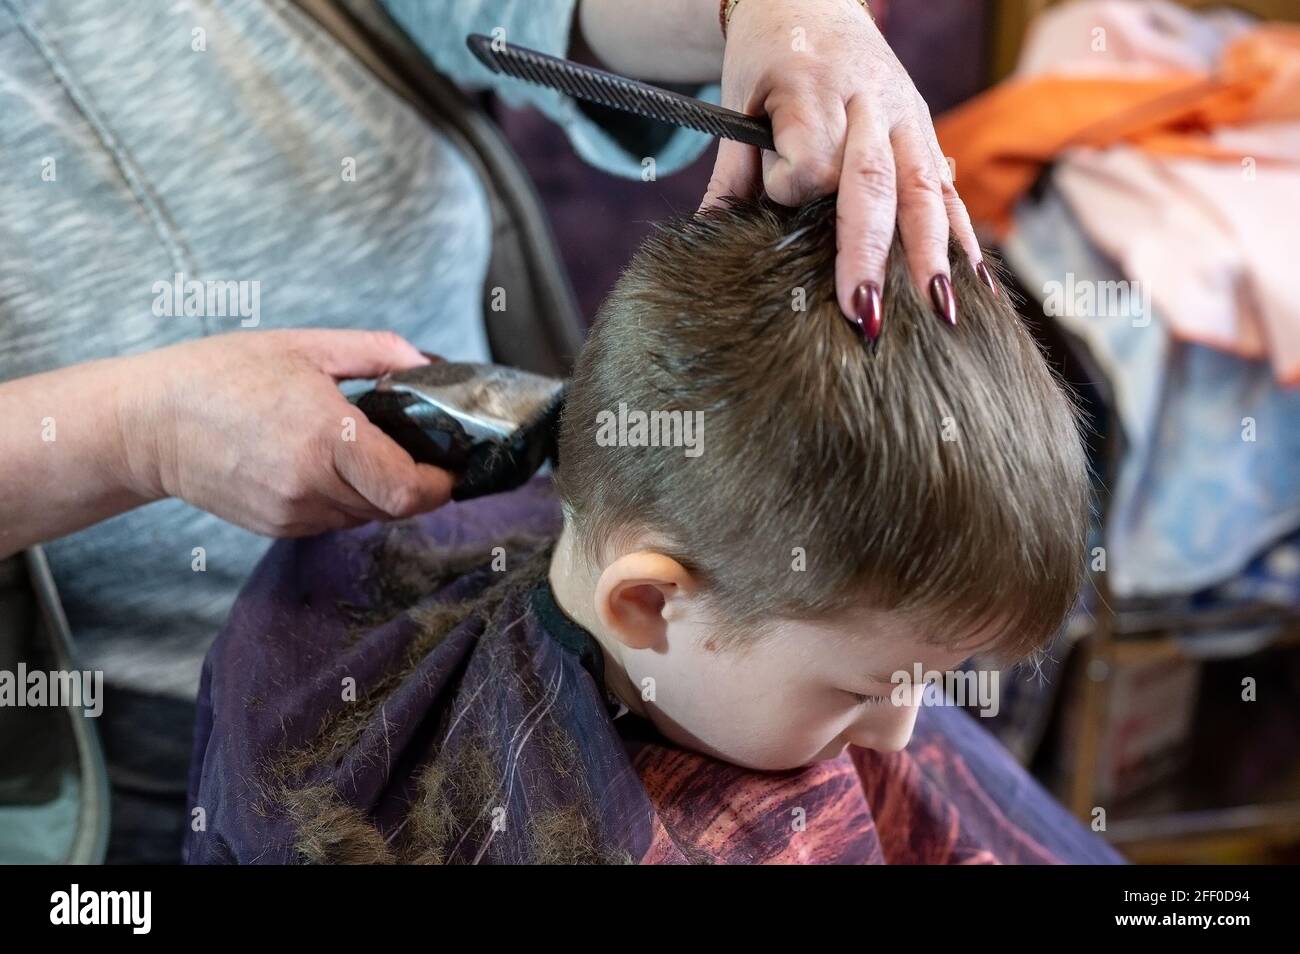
xmin=111 ymin=350 xmax=175 ymax=504
xmin=0 ymin=352 xmax=170 ymax=558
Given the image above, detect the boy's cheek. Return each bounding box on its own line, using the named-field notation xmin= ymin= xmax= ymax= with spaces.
xmin=629 ymin=659 xmax=841 ymax=770
xmin=633 ymin=653 xmax=743 ymax=731
xmin=625 ymin=653 xmax=776 ymax=762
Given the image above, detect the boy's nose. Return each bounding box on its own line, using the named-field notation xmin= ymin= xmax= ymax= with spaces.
xmin=847 ymin=700 xmax=922 ymax=753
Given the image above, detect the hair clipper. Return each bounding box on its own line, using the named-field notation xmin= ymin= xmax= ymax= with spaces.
xmin=352 ymin=361 xmax=566 ymax=501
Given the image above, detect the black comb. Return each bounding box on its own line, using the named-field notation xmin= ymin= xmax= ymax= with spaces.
xmin=467 ymin=33 xmax=775 ymax=151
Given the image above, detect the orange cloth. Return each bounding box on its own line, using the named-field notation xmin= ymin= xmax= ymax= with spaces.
xmin=936 ymin=26 xmax=1300 ymax=233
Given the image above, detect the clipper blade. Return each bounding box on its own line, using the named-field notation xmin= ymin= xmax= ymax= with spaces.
xmin=354 ymin=362 xmax=566 ymax=501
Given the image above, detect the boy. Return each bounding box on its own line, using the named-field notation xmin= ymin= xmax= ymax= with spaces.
xmin=186 ymin=198 xmax=1115 ymax=864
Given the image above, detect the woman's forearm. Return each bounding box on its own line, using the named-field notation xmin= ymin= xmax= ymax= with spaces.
xmin=0 ymin=354 xmax=162 ymax=559
xmin=576 ymin=0 xmax=724 ymax=83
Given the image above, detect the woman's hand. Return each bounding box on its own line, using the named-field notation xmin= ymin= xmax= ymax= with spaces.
xmin=135 ymin=330 xmax=453 ymax=537
xmin=700 ymin=0 xmax=985 ymax=336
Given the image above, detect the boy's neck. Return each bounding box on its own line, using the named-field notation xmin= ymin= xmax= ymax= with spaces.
xmin=547 ymin=524 xmax=648 ymax=720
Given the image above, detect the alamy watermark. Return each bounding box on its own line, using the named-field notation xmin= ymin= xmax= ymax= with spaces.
xmin=0 ymin=665 xmax=102 ymax=717
xmin=595 ymin=402 xmax=704 ymax=458
xmin=1043 ymin=273 xmax=1150 ymax=327
xmin=151 ymin=271 xmax=260 ymax=327
xmin=891 ymin=664 xmax=1000 ymax=718
xmin=50 ymin=884 xmax=150 ymax=934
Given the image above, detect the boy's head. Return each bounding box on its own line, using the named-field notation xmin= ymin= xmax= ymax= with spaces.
xmin=551 ymin=197 xmax=1089 ymax=771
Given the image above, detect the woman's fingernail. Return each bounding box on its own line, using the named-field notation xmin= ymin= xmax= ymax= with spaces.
xmin=851 ymin=282 xmax=883 ymax=341
xmin=929 ymin=274 xmax=957 ymax=327
xmin=975 ymin=260 xmax=997 ymax=295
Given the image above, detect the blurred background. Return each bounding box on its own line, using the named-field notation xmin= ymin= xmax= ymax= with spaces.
xmin=484 ymin=0 xmax=1300 ymax=864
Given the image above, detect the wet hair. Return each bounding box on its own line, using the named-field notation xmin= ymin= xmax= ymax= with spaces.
xmin=555 ymin=196 xmax=1090 ymax=660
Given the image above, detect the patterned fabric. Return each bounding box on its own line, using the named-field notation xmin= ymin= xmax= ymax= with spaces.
xmin=186 ymin=479 xmax=1121 ymax=864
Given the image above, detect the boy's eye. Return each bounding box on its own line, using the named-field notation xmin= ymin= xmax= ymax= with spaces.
xmin=846 ymin=691 xmax=888 ymax=707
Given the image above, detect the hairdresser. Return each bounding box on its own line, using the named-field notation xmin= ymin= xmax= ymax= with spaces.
xmin=0 ymin=0 xmax=977 ymax=862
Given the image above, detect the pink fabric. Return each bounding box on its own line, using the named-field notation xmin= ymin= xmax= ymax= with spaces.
xmin=1054 ymin=140 xmax=1300 ymax=384
xmin=1019 ymin=0 xmax=1300 ymax=384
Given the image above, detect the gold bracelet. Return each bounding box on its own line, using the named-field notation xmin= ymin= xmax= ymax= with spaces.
xmin=720 ymin=0 xmax=873 ymax=39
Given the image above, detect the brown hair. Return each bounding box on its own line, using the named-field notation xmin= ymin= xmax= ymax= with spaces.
xmin=555 ymin=196 xmax=1089 ymax=660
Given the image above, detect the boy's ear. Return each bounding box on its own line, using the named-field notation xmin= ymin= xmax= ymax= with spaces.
xmin=593 ymin=551 xmax=696 ymax=651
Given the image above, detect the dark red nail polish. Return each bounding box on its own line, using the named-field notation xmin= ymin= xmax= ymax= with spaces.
xmin=851 ymin=282 xmax=883 ymax=341
xmin=929 ymin=274 xmax=957 ymax=327
xmin=975 ymin=260 xmax=997 ymax=295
